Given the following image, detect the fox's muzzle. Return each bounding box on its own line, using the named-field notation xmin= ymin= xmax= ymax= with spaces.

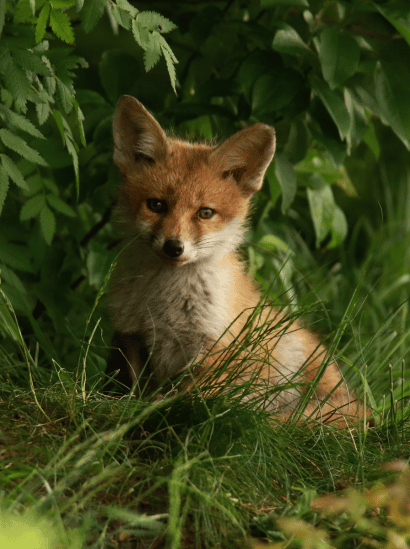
xmin=163 ymin=239 xmax=184 ymax=258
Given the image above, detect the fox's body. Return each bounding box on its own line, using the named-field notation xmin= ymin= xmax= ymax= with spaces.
xmin=108 ymin=95 xmax=360 ymax=422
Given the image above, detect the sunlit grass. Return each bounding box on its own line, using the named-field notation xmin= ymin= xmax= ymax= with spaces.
xmin=1 ymin=219 xmax=410 ymax=547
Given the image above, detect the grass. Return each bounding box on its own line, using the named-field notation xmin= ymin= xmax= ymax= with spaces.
xmin=1 ymin=221 xmax=410 ymax=548
xmin=0 ymin=370 xmax=409 ymax=548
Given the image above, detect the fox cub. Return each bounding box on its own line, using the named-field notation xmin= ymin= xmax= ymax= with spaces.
xmin=108 ymin=95 xmax=360 ymax=422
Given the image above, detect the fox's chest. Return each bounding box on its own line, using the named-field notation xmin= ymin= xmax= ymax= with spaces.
xmin=146 ymin=267 xmax=227 ymax=330
xmin=109 ymin=259 xmax=231 ymax=379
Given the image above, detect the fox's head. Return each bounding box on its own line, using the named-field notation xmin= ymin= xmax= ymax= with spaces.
xmin=113 ymin=96 xmax=275 ymax=265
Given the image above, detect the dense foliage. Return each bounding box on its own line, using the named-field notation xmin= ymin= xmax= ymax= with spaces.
xmin=1 ymin=2 xmax=410 ymax=547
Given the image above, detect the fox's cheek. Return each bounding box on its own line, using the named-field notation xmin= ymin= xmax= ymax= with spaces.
xmin=135 ymin=218 xmax=152 ymax=233
xmin=196 ymin=218 xmax=245 ymax=258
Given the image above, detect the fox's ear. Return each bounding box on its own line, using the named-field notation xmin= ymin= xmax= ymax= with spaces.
xmin=113 ymin=96 xmax=168 ymax=171
xmin=209 ymin=124 xmax=276 ymax=195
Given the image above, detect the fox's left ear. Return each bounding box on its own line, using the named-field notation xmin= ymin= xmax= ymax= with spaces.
xmin=209 ymin=124 xmax=276 ymax=196
xmin=112 ymin=95 xmax=168 ymax=173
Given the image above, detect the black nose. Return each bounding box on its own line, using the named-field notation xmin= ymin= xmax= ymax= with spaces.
xmin=163 ymin=239 xmax=184 ymax=258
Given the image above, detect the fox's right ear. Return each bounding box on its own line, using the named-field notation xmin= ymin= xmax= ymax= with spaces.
xmin=209 ymin=123 xmax=276 ymax=196
xmin=113 ymin=96 xmax=168 ymax=172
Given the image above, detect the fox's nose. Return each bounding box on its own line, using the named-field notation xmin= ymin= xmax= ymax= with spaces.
xmin=163 ymin=239 xmax=184 ymax=258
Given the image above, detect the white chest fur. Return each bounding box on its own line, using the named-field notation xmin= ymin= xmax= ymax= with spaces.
xmin=109 ymin=242 xmax=231 ymax=380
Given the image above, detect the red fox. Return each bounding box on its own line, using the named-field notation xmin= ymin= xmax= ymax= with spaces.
xmin=107 ymin=95 xmax=362 ymax=423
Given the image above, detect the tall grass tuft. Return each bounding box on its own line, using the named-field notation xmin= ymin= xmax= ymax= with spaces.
xmin=1 ymin=214 xmax=410 ymax=547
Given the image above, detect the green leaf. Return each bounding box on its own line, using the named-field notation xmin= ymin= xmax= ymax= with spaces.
xmin=136 ymin=11 xmax=177 ymax=33
xmin=258 ymin=234 xmax=295 ymax=256
xmin=315 ymin=28 xmax=360 ymax=90
xmin=76 ymin=89 xmax=107 ymax=105
xmin=2 ymin=53 xmax=31 ymax=108
xmin=265 ymin=162 xmax=281 ymax=207
xmin=0 ymin=289 xmax=22 ymax=342
xmin=12 ymin=49 xmax=53 ymax=77
xmin=252 ymin=70 xmax=302 ymax=116
xmin=0 ymin=129 xmax=48 ymax=166
xmin=15 ymin=96 xmax=30 ymax=114
xmin=156 ymin=33 xmax=178 ymax=63
xmin=378 ymin=7 xmax=410 ymax=48
xmin=308 ymin=125 xmax=346 ymax=168
xmin=46 ymin=194 xmax=76 ymax=216
xmin=35 ymin=2 xmax=51 ymax=43
xmin=116 ymin=0 xmax=138 ymax=17
xmin=29 ymin=136 xmax=72 ymax=168
xmin=81 ymin=0 xmax=106 ymax=34
xmin=344 ymin=87 xmax=367 ymax=151
xmin=0 ymin=264 xmax=27 ymax=297
xmin=328 ymin=205 xmax=347 ymax=248
xmin=20 ymin=194 xmax=46 ymax=221
xmin=99 ymin=50 xmax=141 ymax=103
xmin=132 ymin=18 xmax=151 ymax=50
xmin=374 ymin=61 xmax=410 ymax=150
xmin=0 ymin=166 xmax=9 ymax=216
xmin=43 ymin=57 xmax=56 ymax=96
xmin=49 ymin=9 xmax=75 ymax=44
xmin=307 ymin=175 xmax=336 ymax=247
xmin=110 ymin=5 xmax=131 ymax=30
xmin=295 ymin=149 xmax=342 ymax=185
xmin=66 ymin=137 xmax=80 ymax=193
xmin=272 ymin=24 xmax=310 ymax=56
xmin=33 ymin=39 xmax=49 ymax=53
xmin=1 ymin=155 xmax=28 ymax=190
xmin=0 ymin=242 xmax=34 ymax=272
xmin=239 ymin=51 xmax=273 ymax=103
xmin=36 ymin=101 xmax=50 ymax=125
xmin=363 ymin=119 xmax=380 ymax=159
xmin=274 ymin=153 xmax=297 ymax=212
xmin=1 ymin=89 xmax=13 ymax=109
xmin=247 ymin=246 xmax=264 ymax=278
xmin=14 ymin=0 xmax=34 ymax=23
xmin=43 ymin=178 xmax=59 ymax=195
xmin=159 ymin=42 xmax=177 ymax=93
xmin=285 ymin=120 xmax=309 ymax=164
xmin=25 ymin=173 xmax=43 ymax=196
xmin=52 ymin=109 xmax=66 ymax=145
xmin=73 ymin=98 xmax=86 ymax=147
xmin=311 ymin=77 xmax=350 ymax=140
xmin=86 ymin=243 xmax=114 ymax=287
xmin=0 ymin=105 xmax=45 ymax=139
xmin=56 ymin=79 xmax=73 ymax=113
xmin=156 ymin=33 xmax=178 ymax=92
xmin=143 ymin=34 xmax=161 ymax=71
xmin=40 ymin=205 xmax=56 ymax=244
xmin=61 ymin=114 xmax=78 ymax=147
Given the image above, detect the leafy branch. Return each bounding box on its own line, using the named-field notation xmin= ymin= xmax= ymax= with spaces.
xmin=33 ymin=0 xmax=179 ymax=92
xmin=0 ymin=0 xmax=178 ymax=244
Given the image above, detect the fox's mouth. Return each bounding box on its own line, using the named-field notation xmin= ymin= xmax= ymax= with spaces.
xmin=158 ymin=254 xmax=190 ymax=266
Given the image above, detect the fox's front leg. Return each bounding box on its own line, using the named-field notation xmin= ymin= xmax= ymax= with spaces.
xmin=106 ymin=332 xmax=154 ymax=394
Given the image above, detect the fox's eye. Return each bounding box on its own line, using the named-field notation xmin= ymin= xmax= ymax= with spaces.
xmin=197 ymin=207 xmax=215 ymax=220
xmin=135 ymin=153 xmax=155 ymax=164
xmin=147 ymin=198 xmax=167 ymax=213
